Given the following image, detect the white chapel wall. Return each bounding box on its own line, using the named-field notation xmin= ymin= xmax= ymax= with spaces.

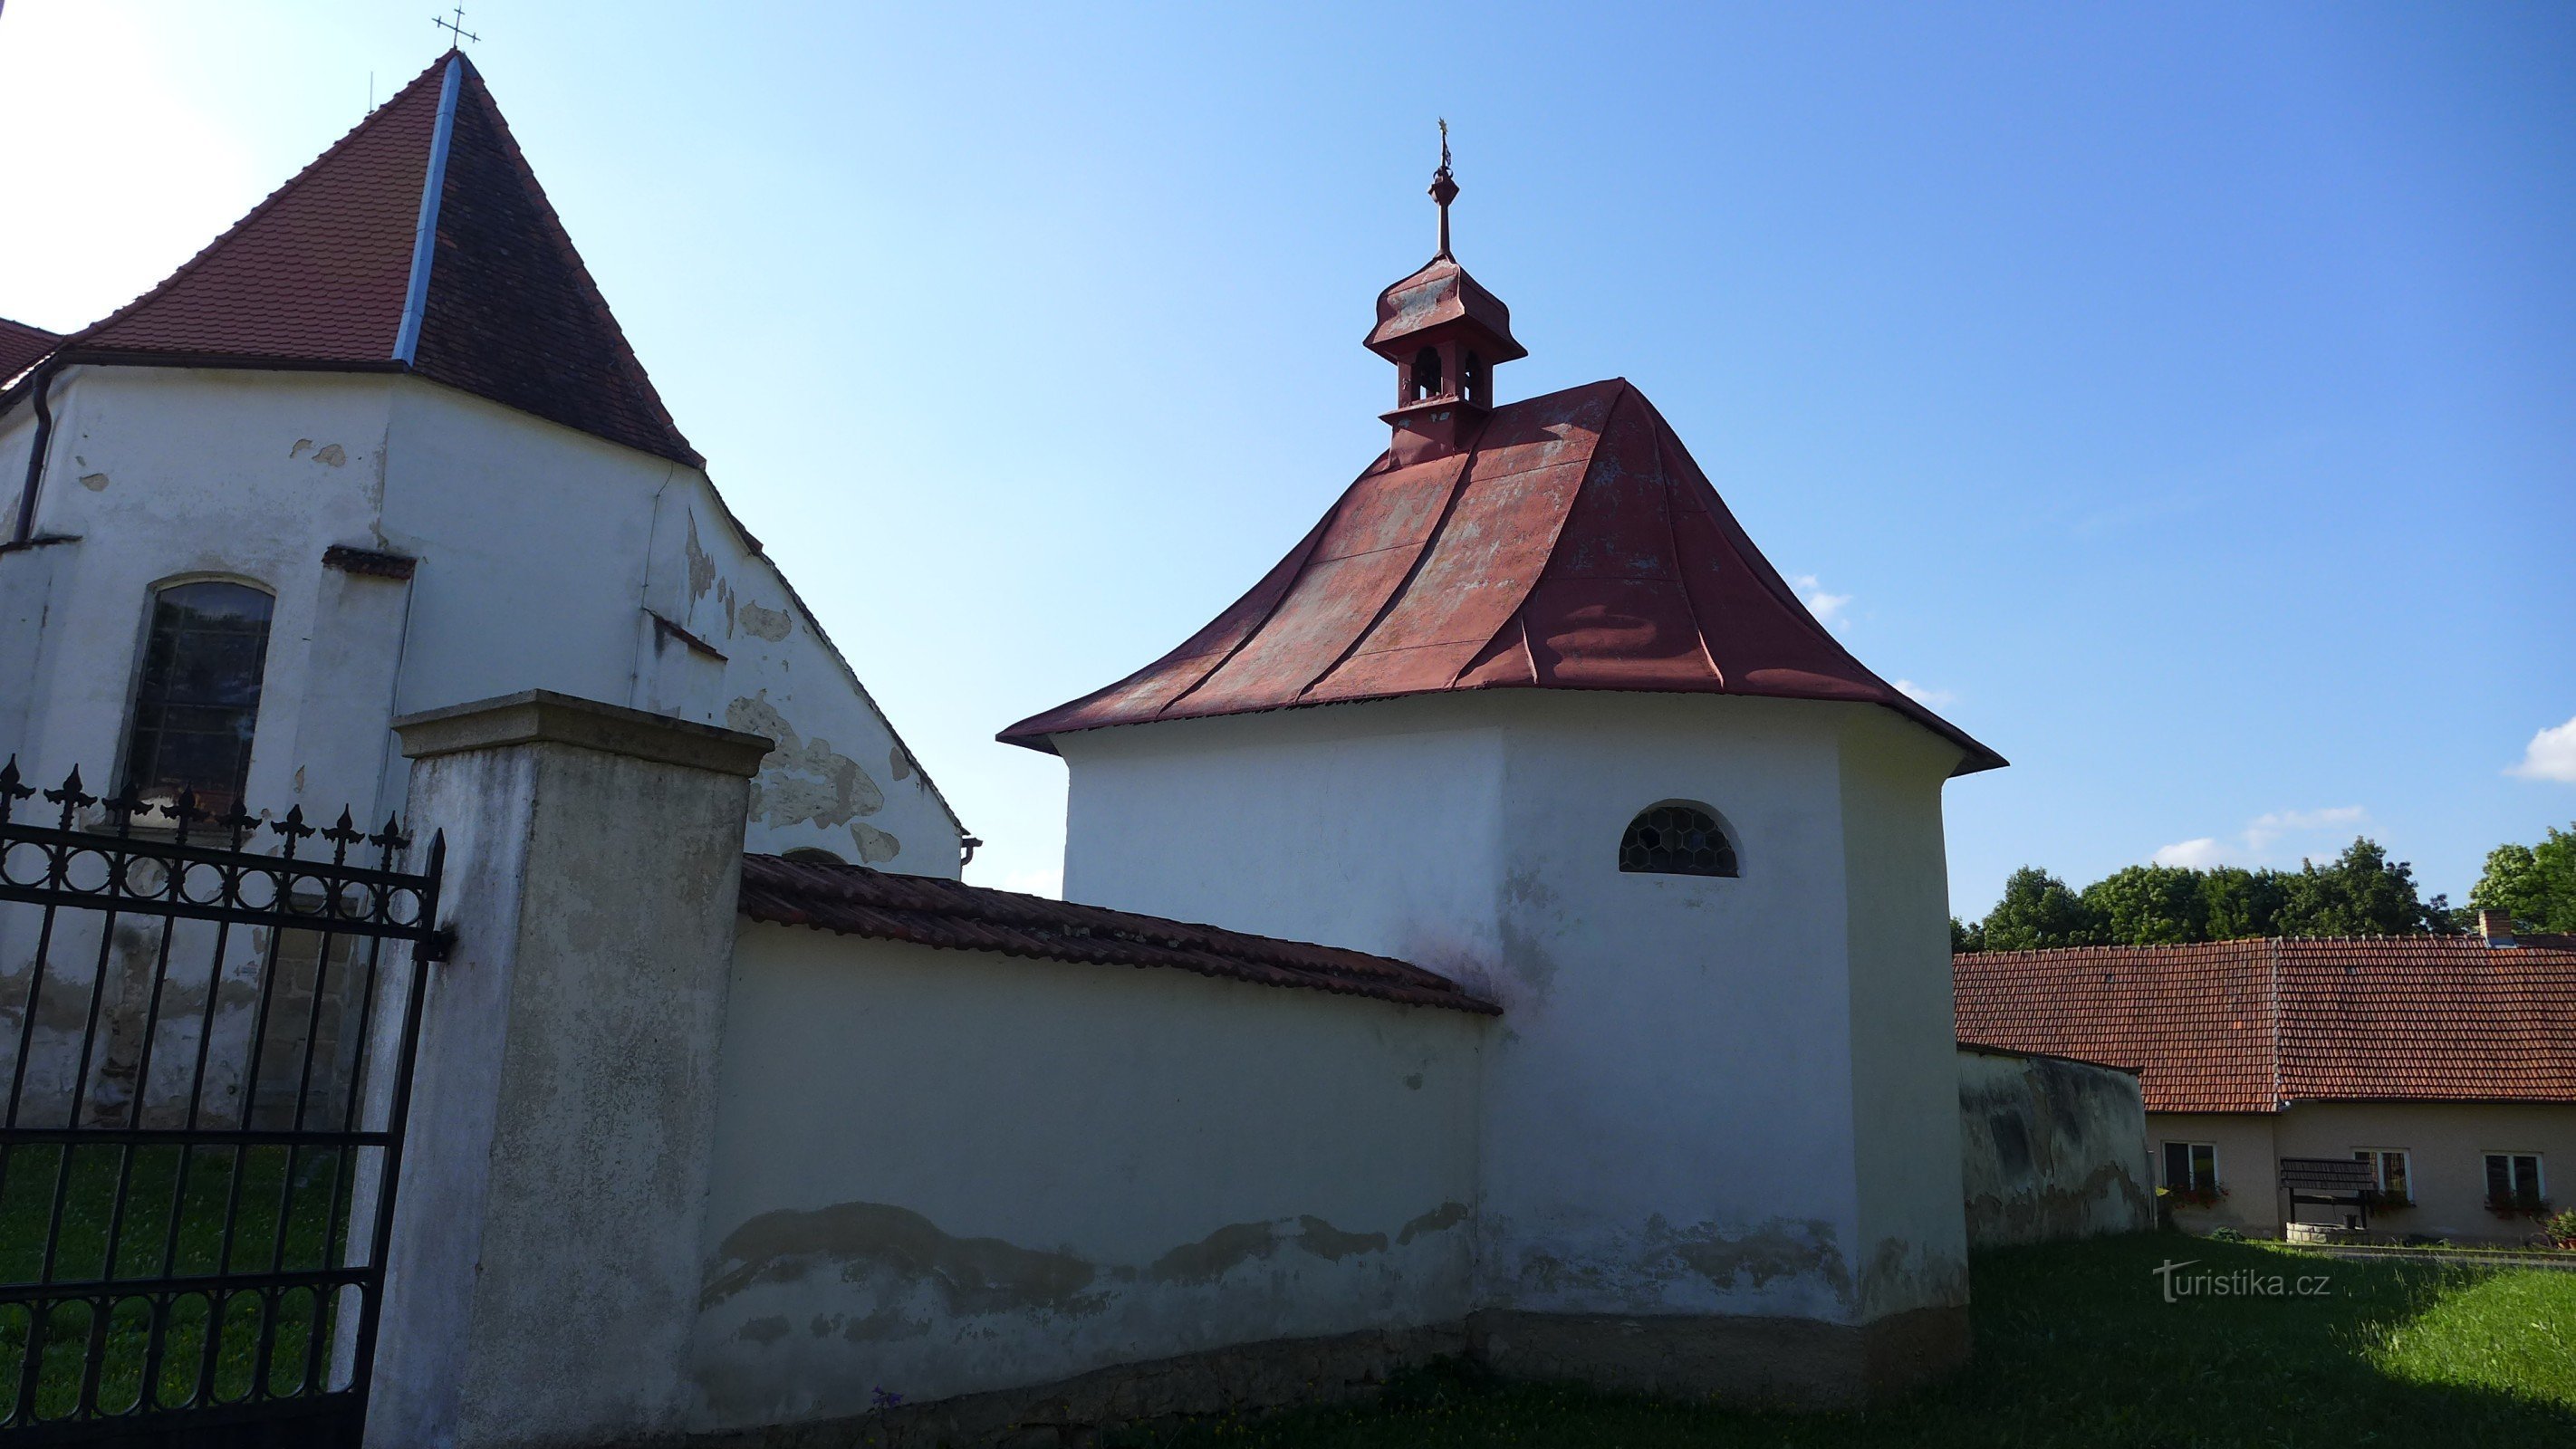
xmin=1059 ymin=690 xmax=1975 ymax=1332
xmin=687 ymin=923 xmax=1485 ymax=1428
xmin=1835 ymin=710 xmax=1973 ymax=1319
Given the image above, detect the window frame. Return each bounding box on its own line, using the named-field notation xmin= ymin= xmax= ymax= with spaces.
xmin=2160 ymin=1140 xmax=2219 ymax=1194
xmin=1617 ymin=800 xmax=1743 ymax=880
xmin=116 ymin=574 xmax=279 ymax=821
xmin=2485 ymin=1152 xmax=2546 ymax=1207
xmin=2351 ymin=1147 xmax=2412 ymax=1204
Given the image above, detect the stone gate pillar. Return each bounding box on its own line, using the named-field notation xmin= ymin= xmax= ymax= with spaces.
xmin=366 ymin=690 xmax=769 ymax=1448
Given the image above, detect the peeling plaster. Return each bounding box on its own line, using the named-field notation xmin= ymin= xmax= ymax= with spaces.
xmin=1395 ymin=1202 xmax=1468 ymax=1245
xmin=848 ymin=822 xmax=900 ymax=865
xmin=702 ymin=1201 xmax=1099 ymax=1317
xmin=684 ymin=511 xmax=717 ymax=604
xmin=312 ymin=444 xmax=346 ymax=466
xmin=889 ymin=746 xmax=913 ymax=782
xmin=77 ymin=473 xmax=109 ymax=492
xmin=1145 ymin=1214 xmax=1391 ymax=1285
xmin=737 ymin=602 xmax=792 ymax=642
xmin=726 ymin=692 xmax=886 ymax=833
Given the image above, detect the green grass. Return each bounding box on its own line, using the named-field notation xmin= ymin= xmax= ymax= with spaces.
xmin=0 ymin=1144 xmax=354 ymax=1423
xmin=1118 ymin=1233 xmax=2576 ymax=1448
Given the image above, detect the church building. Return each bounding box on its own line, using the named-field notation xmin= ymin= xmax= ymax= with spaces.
xmin=1004 ymin=145 xmax=2006 ymax=1396
xmin=0 ymin=52 xmax=960 ymax=875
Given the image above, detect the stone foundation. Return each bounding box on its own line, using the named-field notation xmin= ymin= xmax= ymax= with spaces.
xmin=665 ymin=1306 xmax=1967 ymax=1446
xmin=676 ymin=1323 xmax=1466 ymax=1449
xmin=1466 ymin=1304 xmax=1972 ymax=1409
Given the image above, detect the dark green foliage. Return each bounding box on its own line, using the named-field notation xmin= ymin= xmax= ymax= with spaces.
xmin=2469 ymin=824 xmax=2576 ymax=932
xmin=1115 ymin=1234 xmax=2576 ymax=1449
xmin=1975 ymin=868 xmax=2104 ymax=951
xmin=1956 ymin=839 xmax=2456 ymax=952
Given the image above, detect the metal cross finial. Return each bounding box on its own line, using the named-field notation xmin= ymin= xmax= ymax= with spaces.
xmin=1429 ymin=118 xmax=1460 ymax=260
xmin=432 ymin=5 xmax=478 ymax=47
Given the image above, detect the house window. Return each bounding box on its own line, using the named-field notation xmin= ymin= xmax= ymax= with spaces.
xmin=1620 ymin=802 xmax=1737 ymax=878
xmin=2353 ymin=1148 xmax=2411 ymax=1204
xmin=2162 ymin=1141 xmax=2218 ymax=1193
xmin=2485 ymin=1153 xmax=2546 ymax=1212
xmin=120 ymin=581 xmax=274 ymax=818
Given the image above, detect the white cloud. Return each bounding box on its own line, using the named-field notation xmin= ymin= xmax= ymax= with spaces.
xmin=1001 ymin=867 xmax=1063 ymax=899
xmin=1790 ymin=574 xmax=1853 ymax=630
xmin=2152 ymin=838 xmax=2228 ymax=869
xmin=1893 ymin=679 xmax=1956 ymax=707
xmin=2508 ymin=715 xmax=2576 ymax=784
xmin=2149 ymin=806 xmax=2368 ymax=869
xmin=2244 ymin=805 xmax=2366 ymax=849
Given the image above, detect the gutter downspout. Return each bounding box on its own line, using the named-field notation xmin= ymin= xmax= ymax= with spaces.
xmin=9 ymin=360 xmax=63 ymax=546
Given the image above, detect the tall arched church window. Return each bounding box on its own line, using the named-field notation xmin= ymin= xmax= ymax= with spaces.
xmin=1620 ymin=802 xmax=1738 ymax=878
xmin=120 ymin=581 xmax=274 ymax=817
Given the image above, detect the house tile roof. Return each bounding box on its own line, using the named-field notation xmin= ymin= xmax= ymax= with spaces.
xmin=1000 ymin=379 xmax=2004 ymax=774
xmin=736 ymin=853 xmax=1501 ymax=1015
xmin=0 ymin=319 xmax=61 ymax=386
xmin=5 ymin=53 xmax=697 ymax=466
xmin=1954 ymin=936 xmax=2576 ymax=1113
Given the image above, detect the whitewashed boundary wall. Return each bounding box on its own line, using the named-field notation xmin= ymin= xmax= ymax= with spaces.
xmin=689 ymin=925 xmax=1485 ymax=1434
xmin=1956 ymin=1044 xmax=2153 ymax=1246
xmin=369 ymin=690 xmax=1488 ymax=1449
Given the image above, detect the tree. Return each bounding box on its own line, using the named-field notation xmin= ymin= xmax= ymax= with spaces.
xmin=1976 ymin=867 xmax=2106 ymax=952
xmin=2197 ymin=866 xmax=2285 ymax=942
xmin=2081 ymin=865 xmax=2209 ymax=945
xmin=2469 ymin=824 xmax=2576 ymax=932
xmin=2270 ymin=838 xmax=2451 ymax=938
xmin=1954 ymin=838 xmax=2463 ymax=950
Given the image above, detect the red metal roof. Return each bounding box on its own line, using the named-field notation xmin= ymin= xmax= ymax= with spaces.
xmin=1001 ymin=378 xmax=2004 ymax=772
xmin=0 ymin=319 xmax=61 ymax=386
xmin=9 ymin=53 xmax=697 ymax=466
xmin=736 ymin=854 xmax=1500 ymax=1015
xmin=1954 ymin=936 xmax=2576 ymax=1113
xmin=1365 ymin=256 xmax=1525 ymax=362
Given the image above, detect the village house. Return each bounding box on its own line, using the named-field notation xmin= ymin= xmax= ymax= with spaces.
xmin=0 ymin=50 xmax=2158 ymax=1449
xmin=1954 ymin=914 xmax=2576 ymax=1244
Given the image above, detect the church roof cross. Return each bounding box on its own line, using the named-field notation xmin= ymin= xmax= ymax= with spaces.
xmin=432 ymin=6 xmax=479 ymax=47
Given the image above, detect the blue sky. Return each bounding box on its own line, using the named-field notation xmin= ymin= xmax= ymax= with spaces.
xmin=4 ymin=2 xmax=2570 ymax=913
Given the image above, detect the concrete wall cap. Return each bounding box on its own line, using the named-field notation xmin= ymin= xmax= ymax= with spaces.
xmin=394 ymin=689 xmax=773 ymax=776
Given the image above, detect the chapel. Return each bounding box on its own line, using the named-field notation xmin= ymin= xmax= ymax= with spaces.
xmin=1004 ymin=147 xmax=2005 ymax=1396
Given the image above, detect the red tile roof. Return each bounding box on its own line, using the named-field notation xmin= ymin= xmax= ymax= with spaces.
xmin=736 ymin=854 xmax=1501 ymax=1015
xmin=0 ymin=319 xmax=61 ymax=386
xmin=1954 ymin=936 xmax=2576 ymax=1113
xmin=999 ymin=379 xmax=2004 ymax=773
xmin=6 ymin=53 xmax=697 ymax=466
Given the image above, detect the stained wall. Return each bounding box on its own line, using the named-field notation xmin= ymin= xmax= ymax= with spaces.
xmin=687 ymin=922 xmax=1487 ymax=1429
xmin=1956 ymin=1045 xmax=2153 ymax=1246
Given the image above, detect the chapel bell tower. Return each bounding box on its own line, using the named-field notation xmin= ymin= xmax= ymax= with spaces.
xmin=1366 ymin=126 xmax=1527 ymax=465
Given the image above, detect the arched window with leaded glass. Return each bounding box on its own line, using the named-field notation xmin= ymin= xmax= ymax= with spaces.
xmin=1619 ymin=801 xmax=1738 ymax=878
xmin=120 ymin=579 xmax=275 ymax=819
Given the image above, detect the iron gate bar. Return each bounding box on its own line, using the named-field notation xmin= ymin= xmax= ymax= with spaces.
xmin=0 ymin=758 xmax=444 ymax=1444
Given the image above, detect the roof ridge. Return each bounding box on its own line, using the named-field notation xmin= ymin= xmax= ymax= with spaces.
xmin=391 ymin=55 xmax=466 ymax=363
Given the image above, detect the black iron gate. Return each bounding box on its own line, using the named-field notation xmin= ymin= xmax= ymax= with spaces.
xmin=0 ymin=761 xmax=446 ymax=1445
